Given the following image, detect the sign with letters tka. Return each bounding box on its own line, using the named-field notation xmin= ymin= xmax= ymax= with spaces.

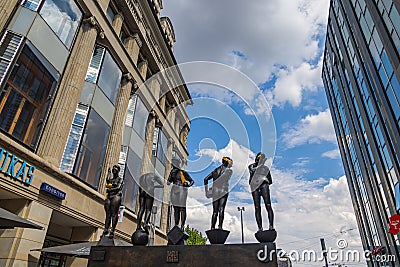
xmin=0 ymin=147 xmax=35 ymax=185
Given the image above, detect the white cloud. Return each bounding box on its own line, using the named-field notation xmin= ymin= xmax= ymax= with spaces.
xmin=282 ymin=109 xmax=336 ymax=148
xmin=270 ymin=59 xmax=323 ymax=107
xmin=322 ymin=148 xmax=341 ymax=159
xmin=195 ymin=139 xmax=256 ymax=187
xmin=163 ymin=0 xmax=330 ymax=109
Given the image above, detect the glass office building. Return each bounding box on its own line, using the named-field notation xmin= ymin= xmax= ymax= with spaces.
xmin=322 ymin=0 xmax=400 ymax=266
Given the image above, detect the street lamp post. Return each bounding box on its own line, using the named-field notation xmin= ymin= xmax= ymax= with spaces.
xmin=237 ymin=207 xmax=245 ymax=244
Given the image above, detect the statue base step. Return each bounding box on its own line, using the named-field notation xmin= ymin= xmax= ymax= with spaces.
xmin=255 ymin=229 xmax=277 ymax=243
xmin=167 ymin=225 xmax=189 ymax=245
xmin=97 ymin=235 xmax=115 ymax=246
xmin=88 ymin=242 xmax=277 ymax=267
xmin=131 ymin=229 xmax=149 ymax=246
xmin=205 ymin=229 xmax=230 ymax=244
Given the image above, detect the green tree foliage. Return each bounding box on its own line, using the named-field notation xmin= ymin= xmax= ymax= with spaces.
xmin=184 ymin=225 xmax=207 ymax=245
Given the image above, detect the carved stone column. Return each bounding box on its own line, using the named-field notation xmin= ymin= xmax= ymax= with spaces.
xmin=138 ymin=59 xmax=148 ymax=80
xmin=96 ymin=0 xmax=111 ymax=13
xmin=140 ymin=111 xmax=157 ymax=175
xmin=124 ymin=33 xmax=142 ymax=65
xmin=180 ymin=126 xmax=189 ymax=147
xmin=159 ymin=96 xmax=166 ymax=112
xmin=37 ymin=17 xmax=102 ymax=166
xmin=112 ymin=12 xmax=124 ymax=36
xmin=98 ymin=73 xmax=136 ymax=194
xmin=0 ymin=0 xmax=18 ymax=31
xmin=151 ymin=76 xmax=162 ymax=104
xmin=160 ymin=138 xmax=174 ymax=232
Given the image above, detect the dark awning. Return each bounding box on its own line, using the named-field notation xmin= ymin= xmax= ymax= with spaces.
xmin=34 ymin=239 xmax=132 ymax=258
xmin=0 ymin=207 xmax=44 ymax=230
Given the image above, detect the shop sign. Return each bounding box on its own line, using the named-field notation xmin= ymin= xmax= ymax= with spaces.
xmin=40 ymin=183 xmax=66 ymax=200
xmin=0 ymin=147 xmax=35 ymax=185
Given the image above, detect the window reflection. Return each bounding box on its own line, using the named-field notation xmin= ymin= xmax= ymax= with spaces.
xmin=73 ymin=109 xmax=110 ymax=188
xmin=122 ymin=148 xmax=142 ymax=212
xmin=39 ymin=0 xmax=82 ymax=48
xmin=132 ymin=96 xmax=148 ymax=140
xmin=97 ymin=51 xmax=122 ymax=104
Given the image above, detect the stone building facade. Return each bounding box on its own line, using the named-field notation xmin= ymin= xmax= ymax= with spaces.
xmin=0 ymin=0 xmax=192 ymax=266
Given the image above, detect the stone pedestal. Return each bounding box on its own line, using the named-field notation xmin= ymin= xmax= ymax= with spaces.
xmin=254 ymin=229 xmax=277 ymax=243
xmin=167 ymin=226 xmax=189 ymax=245
xmin=97 ymin=235 xmax=115 ymax=246
xmin=205 ymin=229 xmax=230 ymax=244
xmin=88 ymin=243 xmax=278 ymax=267
xmin=131 ymin=229 xmax=149 ymax=246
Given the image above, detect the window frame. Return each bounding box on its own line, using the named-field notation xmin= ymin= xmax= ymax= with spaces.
xmin=22 ymin=0 xmax=83 ymax=50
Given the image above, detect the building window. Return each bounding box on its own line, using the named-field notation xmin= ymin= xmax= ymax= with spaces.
xmin=0 ymin=39 xmax=57 ymax=149
xmin=0 ymin=32 xmax=23 ymax=84
xmin=85 ymin=45 xmax=121 ymax=105
xmin=132 ymin=96 xmax=148 ymax=140
xmin=60 ymin=104 xmax=89 ymax=173
xmin=120 ymin=148 xmax=141 ymax=212
xmin=125 ymin=94 xmax=137 ymax=127
xmin=61 ymin=107 xmax=110 ymax=188
xmin=97 ymin=51 xmax=121 ymax=104
xmin=22 ymin=0 xmax=41 ymax=11
xmin=106 ymin=5 xmax=116 ymax=24
xmin=157 ymin=129 xmax=168 ymax=165
xmin=152 ymin=127 xmax=160 ymax=157
xmin=23 ymin=0 xmax=82 ymax=49
xmin=73 ymin=109 xmax=110 ymax=188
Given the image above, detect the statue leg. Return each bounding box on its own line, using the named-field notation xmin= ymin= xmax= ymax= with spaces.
xmin=252 ymin=189 xmax=263 ymax=231
xmin=211 ymin=199 xmax=218 ymax=229
xmin=109 ymin=195 xmax=121 ymax=238
xmin=173 ymin=206 xmax=180 ymax=226
xmin=143 ymin=196 xmax=155 ymax=231
xmin=260 ymin=184 xmax=274 ymax=230
xmin=181 ymin=207 xmax=187 ymax=229
xmin=218 ymin=194 xmax=228 ymax=229
xmin=136 ymin=193 xmax=146 ymax=230
xmin=103 ymin=199 xmax=111 ymax=236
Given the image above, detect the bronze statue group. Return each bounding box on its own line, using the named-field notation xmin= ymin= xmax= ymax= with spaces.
xmin=101 ymin=152 xmax=275 ymax=243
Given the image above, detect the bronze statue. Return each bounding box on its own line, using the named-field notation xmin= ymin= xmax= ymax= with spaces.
xmin=136 ymin=172 xmax=164 ymax=231
xmin=167 ymin=158 xmax=194 ymax=230
xmin=102 ymin=165 xmax=123 ymax=239
xmin=204 ymin=157 xmax=233 ymax=229
xmin=249 ymin=152 xmax=274 ymax=231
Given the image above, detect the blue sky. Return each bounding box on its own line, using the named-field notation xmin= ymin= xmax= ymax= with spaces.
xmin=161 ymin=1 xmax=365 ymax=265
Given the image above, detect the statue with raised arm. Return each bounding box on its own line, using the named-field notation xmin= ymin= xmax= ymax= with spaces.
xmin=204 ymin=157 xmax=233 ymax=230
xmin=136 ymin=172 xmax=164 ymax=232
xmin=168 ymin=158 xmax=194 ymax=230
xmin=249 ymin=152 xmax=274 ymax=232
xmin=102 ymin=165 xmax=123 ymax=239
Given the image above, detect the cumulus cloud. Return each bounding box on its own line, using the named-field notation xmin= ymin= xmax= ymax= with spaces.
xmin=281 ymin=109 xmax=336 ymax=148
xmin=163 ymin=0 xmax=330 ymax=108
xmin=195 ymin=139 xmax=256 ymax=187
xmin=322 ymin=148 xmax=341 ymax=159
xmin=270 ymin=59 xmax=323 ymax=107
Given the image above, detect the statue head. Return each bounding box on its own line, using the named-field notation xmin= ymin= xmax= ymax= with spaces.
xmin=222 ymin=157 xmax=233 ymax=168
xmin=112 ymin=165 xmax=121 ymax=175
xmin=255 ymin=152 xmax=266 ymax=165
xmin=172 ymin=157 xmax=181 ymax=168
